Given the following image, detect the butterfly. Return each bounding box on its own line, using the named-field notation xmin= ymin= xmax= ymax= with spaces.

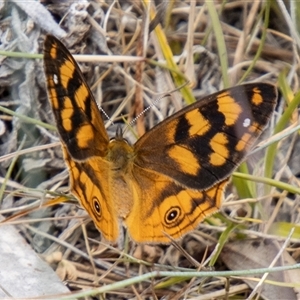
xmin=43 ymin=35 xmax=277 ymax=243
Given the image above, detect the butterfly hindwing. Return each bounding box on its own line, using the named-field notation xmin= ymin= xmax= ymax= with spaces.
xmin=62 ymin=145 xmax=120 ymax=241
xmin=126 ymin=167 xmax=229 ymax=242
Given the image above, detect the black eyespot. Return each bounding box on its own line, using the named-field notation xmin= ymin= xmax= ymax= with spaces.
xmin=93 ymin=197 xmax=101 ymax=216
xmin=165 ymin=206 xmax=181 ymax=225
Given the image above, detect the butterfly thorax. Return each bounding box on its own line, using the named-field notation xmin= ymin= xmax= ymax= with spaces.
xmin=107 ymin=138 xmax=134 ymax=171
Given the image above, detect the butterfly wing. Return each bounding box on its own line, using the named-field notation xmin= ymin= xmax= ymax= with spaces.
xmin=44 ymin=36 xmax=120 ymax=242
xmin=125 ymin=167 xmax=229 ymax=243
xmin=44 ymin=35 xmax=109 ymax=159
xmin=134 ymin=84 xmax=277 ymax=190
xmin=125 ymin=84 xmax=277 ymax=243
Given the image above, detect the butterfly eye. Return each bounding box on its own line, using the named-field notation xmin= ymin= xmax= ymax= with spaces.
xmin=165 ymin=206 xmax=181 ymax=225
xmin=93 ymin=197 xmax=101 ymax=216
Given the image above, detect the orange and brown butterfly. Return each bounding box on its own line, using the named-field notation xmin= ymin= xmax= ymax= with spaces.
xmin=43 ymin=35 xmax=277 ymax=244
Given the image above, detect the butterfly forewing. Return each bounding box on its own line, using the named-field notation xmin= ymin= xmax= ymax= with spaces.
xmin=134 ymin=83 xmax=277 ymax=191
xmin=43 ymin=35 xmax=109 ymax=161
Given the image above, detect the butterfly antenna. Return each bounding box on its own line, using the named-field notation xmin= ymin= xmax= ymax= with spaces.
xmin=96 ymin=102 xmax=114 ymax=126
xmin=128 ymin=93 xmax=171 ymax=127
xmin=128 ymin=81 xmax=190 ymax=128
